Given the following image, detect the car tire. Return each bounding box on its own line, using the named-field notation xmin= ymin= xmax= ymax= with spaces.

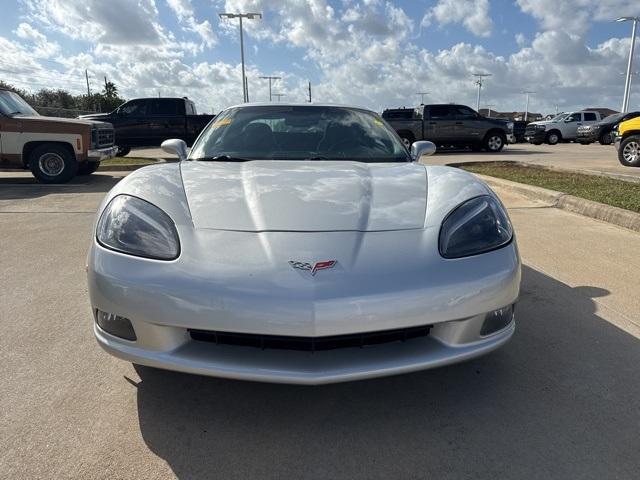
xmin=78 ymin=162 xmax=100 ymax=175
xmin=483 ymin=132 xmax=505 ymax=152
xmin=28 ymin=143 xmax=78 ymax=184
xmin=116 ymin=145 xmax=131 ymax=157
xmin=618 ymin=135 xmax=640 ymax=167
xmin=545 ymin=131 xmax=561 ymax=145
xmin=397 ymin=132 xmax=415 ymax=150
xmin=599 ymin=132 xmax=613 ymax=146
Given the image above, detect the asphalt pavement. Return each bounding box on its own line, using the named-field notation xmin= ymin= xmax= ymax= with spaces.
xmin=1 ymin=170 xmax=639 ymax=479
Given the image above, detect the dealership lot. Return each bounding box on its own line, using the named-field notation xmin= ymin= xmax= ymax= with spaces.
xmin=2 ymin=151 xmax=640 ymax=479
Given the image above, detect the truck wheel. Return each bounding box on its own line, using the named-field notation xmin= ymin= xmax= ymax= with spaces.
xmin=116 ymin=146 xmax=131 ymax=157
xmin=618 ymin=135 xmax=640 ymax=167
xmin=78 ymin=162 xmax=100 ymax=175
xmin=483 ymin=132 xmax=505 ymax=152
xmin=599 ymin=132 xmax=613 ymax=146
xmin=545 ymin=131 xmax=561 ymax=145
xmin=28 ymin=144 xmax=78 ymax=184
xmin=398 ymin=132 xmax=414 ymax=150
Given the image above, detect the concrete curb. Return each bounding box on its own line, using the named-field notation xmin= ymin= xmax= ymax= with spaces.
xmin=476 ymin=174 xmax=640 ymax=233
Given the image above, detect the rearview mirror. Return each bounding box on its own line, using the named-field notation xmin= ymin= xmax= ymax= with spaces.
xmin=411 ymin=141 xmax=436 ymax=161
xmin=161 ymin=139 xmax=188 ymax=161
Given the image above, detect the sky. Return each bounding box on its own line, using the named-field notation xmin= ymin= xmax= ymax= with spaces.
xmin=1 ymin=0 xmax=639 ymax=114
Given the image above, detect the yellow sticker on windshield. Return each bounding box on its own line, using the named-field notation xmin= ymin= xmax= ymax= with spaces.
xmin=212 ymin=118 xmax=232 ymax=128
xmin=373 ymin=119 xmax=383 ymax=126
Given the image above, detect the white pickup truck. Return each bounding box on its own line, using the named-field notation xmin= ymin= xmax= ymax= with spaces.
xmin=524 ymin=111 xmax=603 ymax=145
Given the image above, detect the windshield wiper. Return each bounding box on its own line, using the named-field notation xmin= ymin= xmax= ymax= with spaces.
xmin=192 ymin=155 xmax=252 ymax=162
xmin=9 ymin=111 xmax=23 ymax=116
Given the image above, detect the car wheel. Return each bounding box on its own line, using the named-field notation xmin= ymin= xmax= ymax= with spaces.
xmin=78 ymin=162 xmax=100 ymax=175
xmin=599 ymin=132 xmax=613 ymax=146
xmin=116 ymin=145 xmax=131 ymax=157
xmin=28 ymin=144 xmax=78 ymax=184
xmin=545 ymin=131 xmax=561 ymax=145
xmin=618 ymin=135 xmax=640 ymax=167
xmin=484 ymin=132 xmax=505 ymax=152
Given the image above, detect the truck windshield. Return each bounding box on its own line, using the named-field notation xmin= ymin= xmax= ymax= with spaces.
xmin=550 ymin=113 xmax=568 ymax=122
xmin=0 ymin=91 xmax=39 ymax=117
xmin=190 ymin=105 xmax=410 ymax=162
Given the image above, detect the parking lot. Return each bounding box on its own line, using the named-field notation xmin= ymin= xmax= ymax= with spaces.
xmin=1 ymin=142 xmax=639 ymax=479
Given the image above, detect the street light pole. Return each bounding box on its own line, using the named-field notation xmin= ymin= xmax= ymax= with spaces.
xmin=273 ymin=93 xmax=285 ymax=102
xmin=522 ymin=91 xmax=535 ymax=121
xmin=618 ymin=16 xmax=639 ymax=112
xmin=416 ymin=92 xmax=429 ymax=104
xmin=259 ymin=76 xmax=281 ymax=101
xmin=472 ymin=73 xmax=491 ymax=111
xmin=219 ymin=12 xmax=262 ymax=103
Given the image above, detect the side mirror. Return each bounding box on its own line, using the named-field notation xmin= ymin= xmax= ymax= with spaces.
xmin=411 ymin=141 xmax=436 ymax=161
xmin=161 ymin=139 xmax=188 ymax=161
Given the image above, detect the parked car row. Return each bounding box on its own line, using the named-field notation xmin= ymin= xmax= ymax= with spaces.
xmin=524 ymin=111 xmax=605 ymax=145
xmin=382 ymin=104 xmax=515 ymax=152
xmin=0 ymin=89 xmax=215 ymax=182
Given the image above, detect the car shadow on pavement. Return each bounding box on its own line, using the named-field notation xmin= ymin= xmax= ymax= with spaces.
xmin=133 ymin=265 xmax=640 ymax=480
xmin=436 ymin=148 xmax=552 ymax=156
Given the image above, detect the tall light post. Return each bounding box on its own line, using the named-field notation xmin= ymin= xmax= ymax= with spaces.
xmin=617 ymin=16 xmax=639 ymax=112
xmin=259 ymin=75 xmax=281 ymax=101
xmin=416 ymin=92 xmax=429 ymax=104
xmin=219 ymin=12 xmax=262 ymax=103
xmin=522 ymin=91 xmax=535 ymax=121
xmin=472 ymin=73 xmax=491 ymax=111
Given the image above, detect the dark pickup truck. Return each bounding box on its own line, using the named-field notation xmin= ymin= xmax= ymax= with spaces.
xmin=382 ymin=104 xmax=515 ymax=152
xmin=80 ymin=97 xmax=214 ymax=156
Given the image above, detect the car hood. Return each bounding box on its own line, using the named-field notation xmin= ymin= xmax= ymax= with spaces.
xmin=13 ymin=115 xmax=107 ymax=128
xmin=179 ymin=160 xmax=428 ymax=232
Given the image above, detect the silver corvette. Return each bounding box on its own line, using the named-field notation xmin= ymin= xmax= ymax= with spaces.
xmin=87 ymin=104 xmax=520 ymax=385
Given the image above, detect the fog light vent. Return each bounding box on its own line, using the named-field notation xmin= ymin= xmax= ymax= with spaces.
xmin=95 ymin=310 xmax=136 ymax=341
xmin=481 ymin=305 xmax=514 ymax=336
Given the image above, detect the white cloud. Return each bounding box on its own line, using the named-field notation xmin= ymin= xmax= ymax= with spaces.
xmin=166 ymin=0 xmax=217 ymax=48
xmin=422 ymin=0 xmax=493 ymax=38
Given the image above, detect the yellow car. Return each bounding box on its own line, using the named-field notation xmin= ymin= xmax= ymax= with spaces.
xmin=615 ymin=116 xmax=640 ymax=167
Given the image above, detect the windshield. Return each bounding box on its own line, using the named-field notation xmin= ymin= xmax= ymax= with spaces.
xmin=550 ymin=113 xmax=568 ymax=122
xmin=190 ymin=105 xmax=410 ymax=162
xmin=0 ymin=91 xmax=39 ymax=117
xmin=602 ymin=113 xmax=625 ymax=124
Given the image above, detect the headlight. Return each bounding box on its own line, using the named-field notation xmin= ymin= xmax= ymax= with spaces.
xmin=439 ymin=196 xmax=513 ymax=259
xmin=96 ymin=195 xmax=180 ymax=260
xmin=506 ymin=122 xmax=514 ymax=132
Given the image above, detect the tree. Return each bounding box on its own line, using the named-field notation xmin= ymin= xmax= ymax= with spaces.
xmin=102 ymin=80 xmax=118 ymax=98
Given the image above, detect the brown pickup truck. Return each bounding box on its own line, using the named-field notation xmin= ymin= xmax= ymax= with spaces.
xmin=0 ymin=89 xmax=117 ymax=183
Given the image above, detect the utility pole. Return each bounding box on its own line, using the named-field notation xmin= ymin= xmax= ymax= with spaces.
xmin=617 ymin=16 xmax=639 ymax=112
xmin=245 ymin=77 xmax=250 ymax=102
xmin=219 ymin=12 xmax=262 ymax=103
xmin=485 ymin=104 xmax=495 ymax=117
xmin=416 ymin=92 xmax=429 ymax=104
xmin=471 ymin=73 xmax=491 ymax=111
xmin=85 ymin=70 xmax=91 ymax=97
xmin=104 ymin=76 xmax=108 ymax=92
xmin=273 ymin=93 xmax=285 ymax=102
xmin=308 ymin=81 xmax=312 ymax=103
xmin=259 ymin=75 xmax=281 ymax=101
xmin=522 ymin=91 xmax=535 ymax=121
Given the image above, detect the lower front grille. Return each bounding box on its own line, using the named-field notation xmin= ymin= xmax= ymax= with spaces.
xmin=189 ymin=324 xmax=432 ymax=352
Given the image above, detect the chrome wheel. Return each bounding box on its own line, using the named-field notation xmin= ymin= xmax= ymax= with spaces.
xmin=548 ymin=133 xmax=559 ymax=144
xmin=38 ymin=153 xmax=65 ymax=177
xmin=623 ymin=141 xmax=640 ymax=163
xmin=487 ymin=135 xmax=502 ymax=151
xmin=402 ymin=137 xmax=412 ymax=149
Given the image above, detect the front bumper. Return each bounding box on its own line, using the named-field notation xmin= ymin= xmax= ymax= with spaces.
xmin=88 ymin=227 xmax=521 ymax=384
xmin=506 ymin=133 xmax=516 ymax=144
xmin=524 ymin=130 xmax=546 ymax=143
xmin=576 ymin=130 xmax=597 ymax=143
xmin=88 ymin=145 xmax=118 ymax=162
